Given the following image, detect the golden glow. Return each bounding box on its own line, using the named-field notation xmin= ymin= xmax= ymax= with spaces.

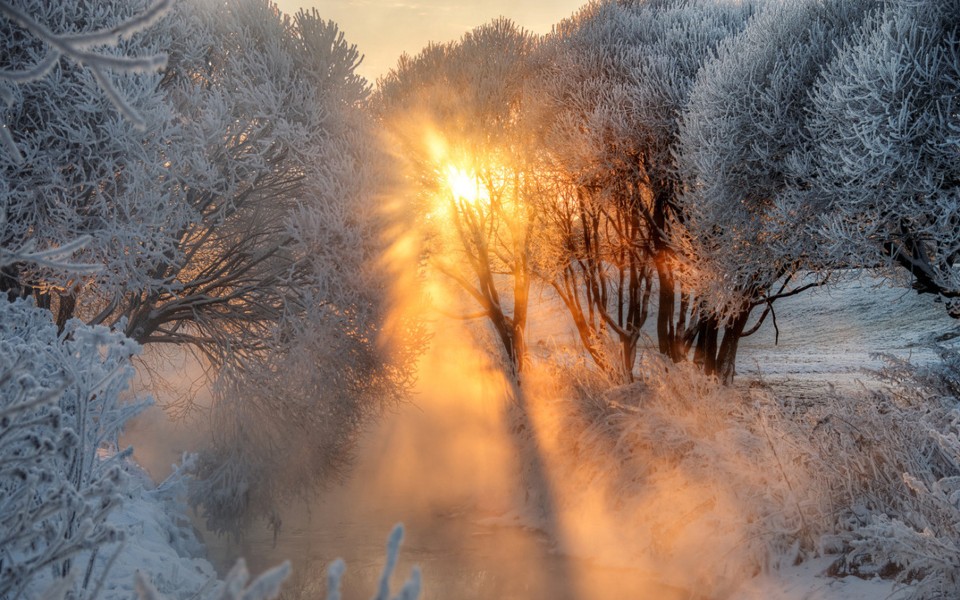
xmin=425 ymin=128 xmax=448 ymax=164
xmin=418 ymin=127 xmax=503 ymax=226
xmin=444 ymin=165 xmax=487 ymax=205
xmin=425 ymin=127 xmax=489 ymax=206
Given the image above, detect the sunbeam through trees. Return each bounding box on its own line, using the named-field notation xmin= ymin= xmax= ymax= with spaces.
xmin=1 ymin=0 xmax=959 ymax=598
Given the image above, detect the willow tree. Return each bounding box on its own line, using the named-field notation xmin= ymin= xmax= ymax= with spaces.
xmin=676 ymin=0 xmax=879 ymax=382
xmin=807 ymin=0 xmax=960 ymax=316
xmin=376 ymin=18 xmax=537 ymax=377
xmin=529 ymin=0 xmax=754 ymax=379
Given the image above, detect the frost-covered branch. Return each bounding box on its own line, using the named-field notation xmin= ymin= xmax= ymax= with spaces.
xmin=325 ymin=524 xmax=421 ymax=600
xmin=0 ymin=0 xmax=170 ymax=162
xmin=0 ymin=0 xmax=182 ymax=301
xmin=807 ymin=0 xmax=960 ymax=316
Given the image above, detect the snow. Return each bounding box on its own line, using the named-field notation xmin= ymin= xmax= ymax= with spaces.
xmin=738 ymin=273 xmax=957 ymax=379
xmin=735 ymin=557 xmax=898 ymax=600
xmin=85 ymin=462 xmax=218 ymax=600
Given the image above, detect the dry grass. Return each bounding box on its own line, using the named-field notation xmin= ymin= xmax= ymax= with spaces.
xmin=527 ymin=349 xmax=960 ymax=598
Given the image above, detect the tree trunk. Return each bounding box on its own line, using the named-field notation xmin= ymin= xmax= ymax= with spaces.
xmin=699 ymin=316 xmax=719 ymax=376
xmin=55 ymin=292 xmax=76 ymax=333
xmin=621 ymin=331 xmax=638 ymax=382
xmin=715 ymin=309 xmax=751 ymax=384
xmin=513 ymin=232 xmax=529 ymax=375
xmin=655 ymin=254 xmax=679 ymax=361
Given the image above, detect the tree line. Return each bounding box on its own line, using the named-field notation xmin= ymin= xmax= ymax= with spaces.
xmin=376 ymin=0 xmax=960 ymax=384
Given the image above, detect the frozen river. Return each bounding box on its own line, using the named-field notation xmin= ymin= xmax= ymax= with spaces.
xmin=203 ymin=312 xmax=690 ymax=599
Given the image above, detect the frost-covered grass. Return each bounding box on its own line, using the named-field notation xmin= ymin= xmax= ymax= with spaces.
xmin=0 ymin=296 xmax=223 ymax=599
xmin=0 ymin=298 xmax=145 ymax=599
xmin=525 ymin=348 xmax=960 ymax=598
xmin=819 ymin=351 xmax=960 ymax=598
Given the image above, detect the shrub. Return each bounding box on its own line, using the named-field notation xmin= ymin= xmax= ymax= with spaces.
xmin=0 ymin=298 xmax=147 ymax=598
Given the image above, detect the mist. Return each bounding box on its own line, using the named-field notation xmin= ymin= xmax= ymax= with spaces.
xmin=125 ymin=265 xmax=815 ymax=599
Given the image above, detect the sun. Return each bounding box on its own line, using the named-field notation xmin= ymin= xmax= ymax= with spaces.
xmin=444 ymin=165 xmax=487 ymax=205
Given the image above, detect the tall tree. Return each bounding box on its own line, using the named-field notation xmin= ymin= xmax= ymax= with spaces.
xmin=677 ymin=0 xmax=878 ymax=382
xmin=3 ymin=0 xmax=415 ymax=532
xmin=376 ymin=18 xmax=537 ymax=377
xmin=139 ymin=1 xmax=412 ymax=532
xmin=807 ymin=0 xmax=960 ymax=315
xmin=530 ymin=0 xmax=754 ymax=379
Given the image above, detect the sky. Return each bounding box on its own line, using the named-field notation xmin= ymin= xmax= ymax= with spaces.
xmin=273 ymin=0 xmax=587 ymax=84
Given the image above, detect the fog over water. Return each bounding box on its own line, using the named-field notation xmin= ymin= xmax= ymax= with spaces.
xmin=158 ymin=272 xmax=955 ymax=599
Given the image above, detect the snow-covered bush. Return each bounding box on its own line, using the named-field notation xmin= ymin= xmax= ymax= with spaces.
xmin=0 ymin=298 xmax=147 ymax=598
xmin=538 ymin=343 xmax=960 ymax=597
xmin=812 ymin=351 xmax=960 ymax=598
xmin=526 ymin=355 xmax=830 ymax=595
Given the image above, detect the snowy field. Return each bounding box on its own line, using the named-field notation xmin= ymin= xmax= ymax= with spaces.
xmin=737 ymin=273 xmax=959 ymax=397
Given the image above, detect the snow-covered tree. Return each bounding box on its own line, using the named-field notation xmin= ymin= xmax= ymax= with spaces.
xmin=807 ymin=0 xmax=960 ymax=316
xmin=530 ymin=0 xmax=753 ymax=379
xmin=527 ymin=1 xmax=655 ymax=380
xmin=81 ymin=1 xmax=364 ymax=362
xmin=127 ymin=1 xmax=415 ymax=533
xmin=2 ymin=0 xmax=413 ymax=537
xmin=677 ymin=0 xmax=878 ymax=382
xmin=376 ymin=18 xmax=537 ymax=377
xmin=0 ymin=0 xmax=181 ymax=329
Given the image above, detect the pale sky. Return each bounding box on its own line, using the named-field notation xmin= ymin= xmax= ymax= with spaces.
xmin=274 ymin=0 xmax=586 ymax=84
